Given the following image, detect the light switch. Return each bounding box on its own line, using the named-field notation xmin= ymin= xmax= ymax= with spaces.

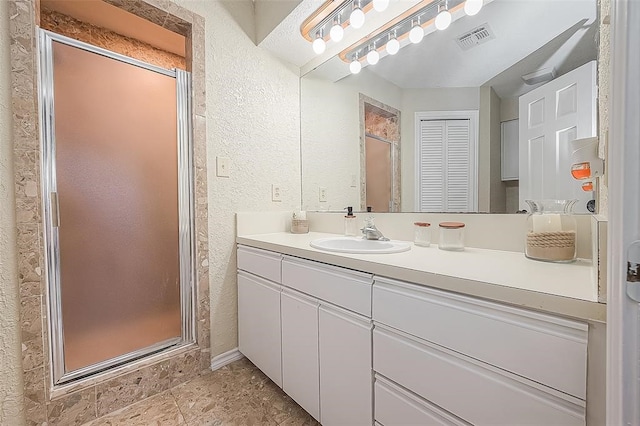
xmin=216 ymin=156 xmax=230 ymax=177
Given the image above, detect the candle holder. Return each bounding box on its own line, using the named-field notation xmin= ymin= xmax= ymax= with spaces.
xmin=525 ymin=200 xmax=577 ymax=263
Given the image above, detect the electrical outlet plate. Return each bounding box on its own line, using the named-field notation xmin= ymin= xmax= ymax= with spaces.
xmin=319 ymin=186 xmax=327 ymax=202
xmin=216 ymin=156 xmax=230 ymax=177
xmin=272 ymin=184 xmax=282 ymax=202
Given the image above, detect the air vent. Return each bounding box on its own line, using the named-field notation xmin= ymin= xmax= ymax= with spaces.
xmin=456 ymin=23 xmax=495 ymax=51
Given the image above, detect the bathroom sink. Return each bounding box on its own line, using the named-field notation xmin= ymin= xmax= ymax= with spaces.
xmin=310 ymin=237 xmax=411 ymax=254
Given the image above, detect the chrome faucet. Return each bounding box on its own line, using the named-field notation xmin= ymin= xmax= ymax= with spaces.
xmin=361 ymin=218 xmax=389 ymax=241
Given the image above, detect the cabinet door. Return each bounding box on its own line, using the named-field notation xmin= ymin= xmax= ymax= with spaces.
xmin=319 ymin=304 xmax=373 ymax=426
xmin=281 ymin=289 xmax=320 ymax=421
xmin=237 ymin=271 xmax=282 ymax=387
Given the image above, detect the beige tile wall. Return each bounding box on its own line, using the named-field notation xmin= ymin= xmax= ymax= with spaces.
xmin=40 ymin=8 xmax=186 ymax=70
xmin=8 ymin=0 xmax=210 ymax=424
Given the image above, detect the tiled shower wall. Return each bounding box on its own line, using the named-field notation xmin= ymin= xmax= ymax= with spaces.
xmin=8 ymin=0 xmax=210 ymax=424
xmin=39 ymin=7 xmax=186 ymax=71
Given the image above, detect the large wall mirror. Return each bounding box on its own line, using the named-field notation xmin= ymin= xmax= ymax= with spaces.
xmin=301 ymin=0 xmax=600 ymax=214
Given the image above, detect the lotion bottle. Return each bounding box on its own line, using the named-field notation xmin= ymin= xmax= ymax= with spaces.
xmin=344 ymin=207 xmax=357 ymax=236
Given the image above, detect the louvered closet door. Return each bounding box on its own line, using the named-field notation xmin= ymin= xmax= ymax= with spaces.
xmin=419 ymin=120 xmax=472 ymax=212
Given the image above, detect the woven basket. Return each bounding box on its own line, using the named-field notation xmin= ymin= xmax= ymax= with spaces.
xmin=291 ymin=219 xmax=309 ymax=234
xmin=526 ymin=231 xmax=576 ymax=261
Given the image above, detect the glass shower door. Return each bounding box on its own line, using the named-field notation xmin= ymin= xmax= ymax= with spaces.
xmin=39 ymin=30 xmax=194 ymax=383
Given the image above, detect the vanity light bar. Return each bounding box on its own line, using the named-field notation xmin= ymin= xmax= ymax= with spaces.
xmin=302 ymin=0 xmax=390 ymax=55
xmin=342 ymin=0 xmax=483 ymax=71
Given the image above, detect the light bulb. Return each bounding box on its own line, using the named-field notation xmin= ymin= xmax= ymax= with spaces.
xmin=350 ymin=7 xmax=365 ymax=29
xmin=409 ymin=24 xmax=424 ymax=44
xmin=312 ymin=36 xmax=326 ymax=54
xmin=435 ymin=9 xmax=452 ymax=30
xmin=330 ymin=23 xmax=344 ymax=42
xmin=372 ymin=0 xmax=389 ymax=12
xmin=367 ymin=49 xmax=379 ymax=65
xmin=350 ymin=59 xmax=362 ymax=74
xmin=330 ymin=16 xmax=344 ymax=42
xmin=464 ymin=0 xmax=483 ymax=16
xmin=386 ymin=38 xmax=400 ymax=55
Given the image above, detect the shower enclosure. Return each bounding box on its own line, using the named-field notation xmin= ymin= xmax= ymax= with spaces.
xmin=38 ymin=30 xmax=195 ymax=384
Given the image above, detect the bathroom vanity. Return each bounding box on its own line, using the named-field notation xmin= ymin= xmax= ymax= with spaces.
xmin=236 ymin=231 xmax=605 ymax=425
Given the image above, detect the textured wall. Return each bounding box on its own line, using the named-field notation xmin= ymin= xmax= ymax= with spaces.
xmin=171 ymin=0 xmax=302 ymax=357
xmin=40 ymin=8 xmax=186 ymax=70
xmin=0 ymin=0 xmax=26 ymax=423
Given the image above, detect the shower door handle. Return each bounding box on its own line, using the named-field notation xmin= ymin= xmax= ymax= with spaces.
xmin=50 ymin=192 xmax=60 ymax=228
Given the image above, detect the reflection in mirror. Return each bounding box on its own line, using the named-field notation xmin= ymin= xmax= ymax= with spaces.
xmin=301 ymin=0 xmax=599 ymax=214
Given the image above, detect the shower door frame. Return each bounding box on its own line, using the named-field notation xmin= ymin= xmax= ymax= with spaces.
xmin=38 ymin=29 xmax=196 ymax=385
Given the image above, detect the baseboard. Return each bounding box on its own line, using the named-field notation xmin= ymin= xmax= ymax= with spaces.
xmin=210 ymin=348 xmax=244 ymax=371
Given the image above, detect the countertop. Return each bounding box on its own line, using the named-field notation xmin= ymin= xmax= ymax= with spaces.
xmin=236 ymin=232 xmax=605 ymax=322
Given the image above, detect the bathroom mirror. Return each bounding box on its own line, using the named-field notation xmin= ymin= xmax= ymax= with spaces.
xmin=300 ymin=0 xmax=600 ymax=214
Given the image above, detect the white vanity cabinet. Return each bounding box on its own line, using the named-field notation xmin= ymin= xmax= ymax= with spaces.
xmin=319 ymin=304 xmax=373 ymax=426
xmin=281 ymin=288 xmax=321 ymax=420
xmin=237 ymin=246 xmax=373 ymax=425
xmin=281 ymin=257 xmax=374 ymax=426
xmin=372 ymin=276 xmax=588 ymax=425
xmin=237 ymin=247 xmax=283 ymax=387
xmin=237 ymin=244 xmax=593 ymax=426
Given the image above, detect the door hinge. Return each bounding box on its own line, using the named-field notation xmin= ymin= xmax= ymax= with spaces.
xmin=50 ymin=192 xmax=59 ymax=228
xmin=626 ymin=240 xmax=640 ymax=302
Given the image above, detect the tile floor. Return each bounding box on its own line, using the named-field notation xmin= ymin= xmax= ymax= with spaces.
xmin=82 ymin=358 xmax=318 ymax=426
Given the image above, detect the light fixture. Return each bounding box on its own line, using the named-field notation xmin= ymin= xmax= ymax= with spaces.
xmin=464 ymin=0 xmax=483 ymax=16
xmin=367 ymin=43 xmax=380 ymax=65
xmin=409 ymin=18 xmax=424 ymax=44
xmin=372 ymin=0 xmax=389 ymax=12
xmin=435 ymin=2 xmax=452 ymax=30
xmin=350 ymin=0 xmax=366 ymax=29
xmin=350 ymin=54 xmax=362 ymax=74
xmin=312 ymin=30 xmax=326 ymax=54
xmin=386 ymin=31 xmax=400 ymax=55
xmin=330 ymin=16 xmax=344 ymax=42
xmin=341 ymin=0 xmax=484 ymax=74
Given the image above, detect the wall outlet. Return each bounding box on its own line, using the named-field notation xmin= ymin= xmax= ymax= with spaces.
xmin=271 ymin=184 xmax=282 ymax=202
xmin=216 ymin=156 xmax=230 ymax=177
xmin=319 ymin=186 xmax=327 ymax=202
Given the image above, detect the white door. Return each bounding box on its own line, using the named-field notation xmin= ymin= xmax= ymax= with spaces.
xmin=319 ymin=304 xmax=373 ymax=426
xmin=417 ymin=119 xmax=476 ymax=212
xmin=518 ymin=61 xmax=597 ymax=214
xmin=237 ymin=272 xmax=282 ymax=387
xmin=281 ymin=289 xmax=320 ymax=421
xmin=607 ymin=1 xmax=640 ymax=424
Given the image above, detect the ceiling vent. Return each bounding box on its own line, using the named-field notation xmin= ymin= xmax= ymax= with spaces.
xmin=455 ymin=24 xmax=495 ymax=51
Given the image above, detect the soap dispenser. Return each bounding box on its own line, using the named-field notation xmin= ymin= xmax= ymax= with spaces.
xmin=344 ymin=207 xmax=357 ymax=236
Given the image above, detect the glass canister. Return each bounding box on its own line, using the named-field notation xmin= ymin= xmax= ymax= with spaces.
xmin=414 ymin=222 xmax=431 ymax=246
xmin=438 ymin=222 xmax=465 ymax=251
xmin=525 ymin=199 xmax=577 ymax=263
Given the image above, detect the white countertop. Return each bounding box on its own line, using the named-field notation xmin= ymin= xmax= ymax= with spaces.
xmin=237 ymin=232 xmax=605 ymax=322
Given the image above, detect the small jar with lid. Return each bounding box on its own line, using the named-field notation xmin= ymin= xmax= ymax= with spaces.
xmin=414 ymin=222 xmax=431 ymax=247
xmin=438 ymin=222 xmax=465 ymax=251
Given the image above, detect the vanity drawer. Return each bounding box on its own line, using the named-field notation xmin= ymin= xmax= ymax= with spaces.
xmin=375 ymin=374 xmax=470 ymax=426
xmin=373 ymin=277 xmax=588 ymax=399
xmin=373 ymin=325 xmax=585 ymax=425
xmin=237 ymin=246 xmax=282 ymax=283
xmin=282 ymin=257 xmax=373 ymax=316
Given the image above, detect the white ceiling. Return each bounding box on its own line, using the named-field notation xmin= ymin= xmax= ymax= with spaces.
xmin=262 ymin=0 xmax=597 ymax=99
